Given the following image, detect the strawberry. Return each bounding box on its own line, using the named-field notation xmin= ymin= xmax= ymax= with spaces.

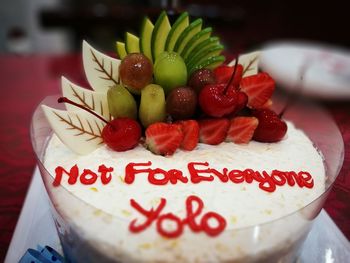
xmin=199 ymin=118 xmax=230 ymax=145
xmin=145 ymin=123 xmax=183 ymax=156
xmin=261 ymin=99 xmax=273 ymax=109
xmin=226 ymin=117 xmax=259 ymax=144
xmin=214 ymin=64 xmax=243 ymax=88
xmin=240 ymin=72 xmax=275 ymax=109
xmin=178 ymin=120 xmax=199 ymax=151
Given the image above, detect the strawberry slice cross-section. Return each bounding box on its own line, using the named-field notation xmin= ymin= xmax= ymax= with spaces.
xmin=199 ymin=118 xmax=230 ymax=145
xmin=145 ymin=122 xmax=184 ymax=156
xmin=240 ymin=72 xmax=275 ymax=109
xmin=226 ymin=117 xmax=259 ymax=144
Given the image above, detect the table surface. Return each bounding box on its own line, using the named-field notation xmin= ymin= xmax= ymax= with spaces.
xmin=0 ymin=54 xmax=349 ymax=262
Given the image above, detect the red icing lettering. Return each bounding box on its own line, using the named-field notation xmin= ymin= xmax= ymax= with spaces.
xmin=129 ymin=196 xmax=227 ymax=238
xmin=53 ymin=164 xmax=113 ymax=186
xmin=98 ymin=165 xmax=113 ymax=185
xmin=298 ymin=171 xmax=314 ymax=188
xmin=125 ymin=162 xmax=152 ymax=184
xmin=188 ymin=162 xmax=214 ymax=183
xmin=129 ymin=198 xmax=166 ymax=233
xmin=54 ymin=165 xmax=79 ymax=186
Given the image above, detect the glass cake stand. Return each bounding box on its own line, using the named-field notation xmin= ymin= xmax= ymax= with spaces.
xmin=30 ymin=95 xmax=344 ymax=263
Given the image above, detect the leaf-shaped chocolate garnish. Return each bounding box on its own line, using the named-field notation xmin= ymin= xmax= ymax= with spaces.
xmin=82 ymin=40 xmax=121 ymax=92
xmin=228 ymin=51 xmax=261 ymax=77
xmin=42 ymin=105 xmax=105 ymax=155
xmin=61 ymin=76 xmax=111 ymax=121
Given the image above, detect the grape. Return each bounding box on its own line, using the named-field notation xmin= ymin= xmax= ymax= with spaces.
xmin=107 ymin=84 xmax=137 ymax=119
xmin=139 ymin=84 xmax=166 ymax=127
xmin=188 ymin=68 xmax=216 ymax=94
xmin=119 ymin=53 xmax=153 ymax=90
xmin=153 ymin=52 xmax=187 ymax=94
xmin=166 ymin=86 xmax=197 ymax=120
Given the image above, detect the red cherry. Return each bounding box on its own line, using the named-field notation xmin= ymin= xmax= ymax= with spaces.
xmin=199 ymin=84 xmax=238 ymax=117
xmin=58 ymin=97 xmax=141 ymax=152
xmin=199 ymin=56 xmax=242 ymax=118
xmin=252 ymin=109 xmax=287 ymax=142
xmin=214 ymin=64 xmax=243 ymax=88
xmin=102 ymin=118 xmax=141 ymax=151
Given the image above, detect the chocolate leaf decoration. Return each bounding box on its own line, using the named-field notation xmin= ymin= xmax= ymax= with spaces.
xmin=82 ymin=40 xmax=121 ymax=92
xmin=42 ymin=105 xmax=105 ymax=155
xmin=228 ymin=51 xmax=261 ymax=77
xmin=61 ymin=76 xmax=112 ymax=121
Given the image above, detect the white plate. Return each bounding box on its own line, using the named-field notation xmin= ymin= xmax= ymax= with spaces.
xmin=260 ymin=41 xmax=350 ymax=100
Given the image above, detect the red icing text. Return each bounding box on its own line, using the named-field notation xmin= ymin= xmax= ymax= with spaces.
xmin=129 ymin=195 xmax=226 ymax=238
xmin=53 ymin=164 xmax=113 ymax=187
xmin=125 ymin=161 xmax=314 ymax=192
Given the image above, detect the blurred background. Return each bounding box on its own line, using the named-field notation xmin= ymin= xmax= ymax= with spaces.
xmin=1 ymin=0 xmax=349 ymax=55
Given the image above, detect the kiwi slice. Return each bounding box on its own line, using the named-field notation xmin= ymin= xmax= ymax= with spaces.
xmin=125 ymin=32 xmax=140 ymax=53
xmin=151 ymin=11 xmax=171 ymax=60
xmin=174 ymin=18 xmax=203 ymax=55
xmin=181 ymin=27 xmax=212 ymax=59
xmin=189 ymin=55 xmax=225 ymax=75
xmin=165 ymin=12 xmax=189 ymax=52
xmin=140 ymin=17 xmax=154 ymax=62
xmin=116 ymin=41 xmax=127 ymax=59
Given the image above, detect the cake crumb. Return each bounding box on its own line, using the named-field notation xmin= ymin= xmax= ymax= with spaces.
xmin=139 ymin=243 xmax=152 ymax=249
xmin=121 ymin=209 xmax=131 ymax=217
xmin=93 ymin=209 xmax=103 ymax=216
xmin=90 ymin=187 xmax=98 ymax=192
xmin=264 ymin=209 xmax=272 ymax=215
xmin=230 ymin=216 xmax=238 ymax=224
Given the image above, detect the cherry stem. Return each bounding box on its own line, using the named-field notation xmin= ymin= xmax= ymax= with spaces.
xmin=279 ymin=62 xmax=309 ymax=118
xmin=58 ymin=97 xmax=110 ymax=126
xmin=223 ymin=54 xmax=239 ymax=95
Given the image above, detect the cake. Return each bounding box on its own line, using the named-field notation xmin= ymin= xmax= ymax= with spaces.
xmin=38 ymin=11 xmax=326 ymax=263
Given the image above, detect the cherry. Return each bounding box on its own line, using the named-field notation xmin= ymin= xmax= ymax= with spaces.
xmin=198 ymin=55 xmax=240 ymax=117
xmin=102 ymin=118 xmax=141 ymax=151
xmin=166 ymin=86 xmax=197 ymax=120
xmin=58 ymin=97 xmax=141 ymax=151
xmin=188 ymin=68 xmax=216 ymax=94
xmin=252 ymin=109 xmax=287 ymax=142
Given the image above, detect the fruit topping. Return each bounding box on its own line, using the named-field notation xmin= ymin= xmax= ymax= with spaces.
xmin=145 ymin=122 xmax=184 ymax=156
xmin=139 ymin=84 xmax=166 ymax=128
xmin=188 ymin=68 xmax=216 ymax=94
xmin=199 ymin=118 xmax=230 ymax=145
xmin=119 ymin=53 xmax=153 ymax=90
xmin=239 ymin=72 xmax=275 ymax=109
xmin=177 ymin=120 xmax=199 ymax=151
xmin=58 ymin=97 xmax=141 ymax=151
xmin=214 ymin=64 xmax=243 ymax=88
xmin=226 ymin=117 xmax=259 ymax=144
xmin=107 ymin=84 xmax=137 ymax=119
xmin=154 ymin=51 xmax=188 ymax=94
xmin=252 ymin=109 xmax=287 ymax=142
xmin=199 ymin=57 xmax=241 ymax=117
xmin=102 ymin=118 xmax=142 ymax=151
xmin=166 ymin=86 xmax=197 ymax=120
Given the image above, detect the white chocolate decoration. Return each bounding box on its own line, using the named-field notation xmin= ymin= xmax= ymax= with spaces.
xmin=229 ymin=51 xmax=260 ymax=77
xmin=42 ymin=106 xmax=105 ymax=155
xmin=61 ymin=76 xmax=111 ymax=121
xmin=82 ymin=40 xmax=121 ymax=92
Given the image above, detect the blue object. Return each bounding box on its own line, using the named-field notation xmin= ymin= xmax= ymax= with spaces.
xmin=19 ymin=246 xmax=64 ymax=263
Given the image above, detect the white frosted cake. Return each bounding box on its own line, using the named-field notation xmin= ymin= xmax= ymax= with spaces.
xmin=38 ymin=11 xmax=328 ymax=263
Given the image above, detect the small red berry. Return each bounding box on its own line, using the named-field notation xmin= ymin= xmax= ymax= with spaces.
xmin=102 ymin=118 xmax=141 ymax=151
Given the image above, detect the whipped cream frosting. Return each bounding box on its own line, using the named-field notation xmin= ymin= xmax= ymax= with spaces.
xmin=43 ymin=121 xmax=326 ymax=262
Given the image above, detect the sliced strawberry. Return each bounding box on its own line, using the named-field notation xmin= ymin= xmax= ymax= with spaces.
xmin=199 ymin=118 xmax=230 ymax=145
xmin=214 ymin=64 xmax=243 ymax=88
xmin=178 ymin=120 xmax=199 ymax=151
xmin=145 ymin=123 xmax=183 ymax=156
xmin=240 ymin=72 xmax=275 ymax=109
xmin=261 ymin=99 xmax=273 ymax=109
xmin=226 ymin=117 xmax=259 ymax=144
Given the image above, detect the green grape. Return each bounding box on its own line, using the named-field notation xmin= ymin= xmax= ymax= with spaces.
xmin=107 ymin=84 xmax=137 ymax=119
xmin=153 ymin=51 xmax=187 ymax=95
xmin=139 ymin=84 xmax=166 ymax=127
